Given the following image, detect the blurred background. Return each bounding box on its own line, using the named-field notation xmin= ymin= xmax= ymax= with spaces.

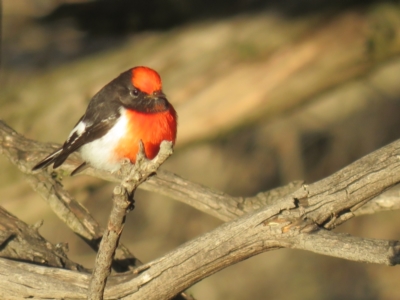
xmin=1 ymin=0 xmax=400 ymax=299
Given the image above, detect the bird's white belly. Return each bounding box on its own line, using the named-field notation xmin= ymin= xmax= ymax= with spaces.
xmin=79 ymin=113 xmax=129 ymax=172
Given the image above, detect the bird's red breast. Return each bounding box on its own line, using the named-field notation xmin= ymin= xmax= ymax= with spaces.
xmin=114 ymin=106 xmax=177 ymax=163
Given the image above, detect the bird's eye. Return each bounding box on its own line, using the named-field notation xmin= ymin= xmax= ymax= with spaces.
xmin=130 ymin=89 xmax=139 ymax=97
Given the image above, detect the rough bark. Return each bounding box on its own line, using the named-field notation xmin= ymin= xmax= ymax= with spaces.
xmin=0 ymin=206 xmax=86 ymax=272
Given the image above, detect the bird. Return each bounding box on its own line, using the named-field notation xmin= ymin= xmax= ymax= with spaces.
xmin=32 ymin=66 xmax=177 ymax=175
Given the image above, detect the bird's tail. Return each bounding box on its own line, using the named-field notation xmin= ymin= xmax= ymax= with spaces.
xmin=32 ymin=148 xmax=63 ymax=171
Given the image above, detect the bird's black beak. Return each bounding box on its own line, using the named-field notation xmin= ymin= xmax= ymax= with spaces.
xmin=152 ymin=90 xmax=167 ymax=100
xmin=143 ymin=90 xmax=170 ymax=113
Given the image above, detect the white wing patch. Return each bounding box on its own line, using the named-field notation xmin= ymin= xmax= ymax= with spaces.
xmin=79 ymin=108 xmax=129 ymax=172
xmin=67 ymin=121 xmax=87 ymax=142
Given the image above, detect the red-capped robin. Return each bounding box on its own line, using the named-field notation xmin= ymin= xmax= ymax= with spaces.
xmin=32 ymin=66 xmax=177 ymax=175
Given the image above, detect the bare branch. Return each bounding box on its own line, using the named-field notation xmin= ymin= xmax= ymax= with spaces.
xmin=0 ymin=205 xmax=86 ymax=271
xmin=88 ymin=185 xmax=133 ymax=299
xmin=0 ymin=258 xmax=88 ymax=299
xmin=87 ymin=141 xmax=173 ymax=299
xmin=353 ymin=183 xmax=400 ymax=217
xmin=85 ymin=140 xmax=400 ymax=227
xmin=291 ymin=229 xmax=400 ymax=266
xmin=0 ymin=200 xmax=398 ymax=299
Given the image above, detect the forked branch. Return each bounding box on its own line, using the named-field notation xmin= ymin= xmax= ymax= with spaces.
xmin=87 ymin=141 xmax=173 ymax=299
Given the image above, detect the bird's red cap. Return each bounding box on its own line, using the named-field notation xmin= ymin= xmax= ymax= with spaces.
xmin=131 ymin=66 xmax=162 ymax=95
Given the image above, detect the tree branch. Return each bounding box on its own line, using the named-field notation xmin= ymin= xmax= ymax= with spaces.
xmin=0 ymin=205 xmax=86 ymax=271
xmin=87 ymin=141 xmax=173 ymax=299
xmin=78 ymin=141 xmax=400 ymax=226
xmin=0 ymin=202 xmax=398 ymax=299
xmin=353 ymin=183 xmax=400 ymax=217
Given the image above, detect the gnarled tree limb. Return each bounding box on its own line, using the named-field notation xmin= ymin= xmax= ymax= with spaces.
xmin=0 ymin=201 xmax=398 ymax=299
xmin=0 ymin=205 xmax=86 ymax=272
xmin=1 ymin=118 xmax=400 ymax=299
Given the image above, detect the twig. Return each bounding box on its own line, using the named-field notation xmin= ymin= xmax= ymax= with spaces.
xmin=87 ymin=141 xmax=173 ymax=300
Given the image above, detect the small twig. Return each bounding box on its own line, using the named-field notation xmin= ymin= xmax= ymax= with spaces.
xmin=87 ymin=141 xmax=173 ymax=300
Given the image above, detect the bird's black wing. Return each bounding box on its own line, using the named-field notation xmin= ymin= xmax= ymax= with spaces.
xmin=32 ymin=69 xmax=133 ymax=172
xmin=53 ymin=115 xmax=119 ymax=168
xmin=32 ymin=113 xmax=119 ymax=171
